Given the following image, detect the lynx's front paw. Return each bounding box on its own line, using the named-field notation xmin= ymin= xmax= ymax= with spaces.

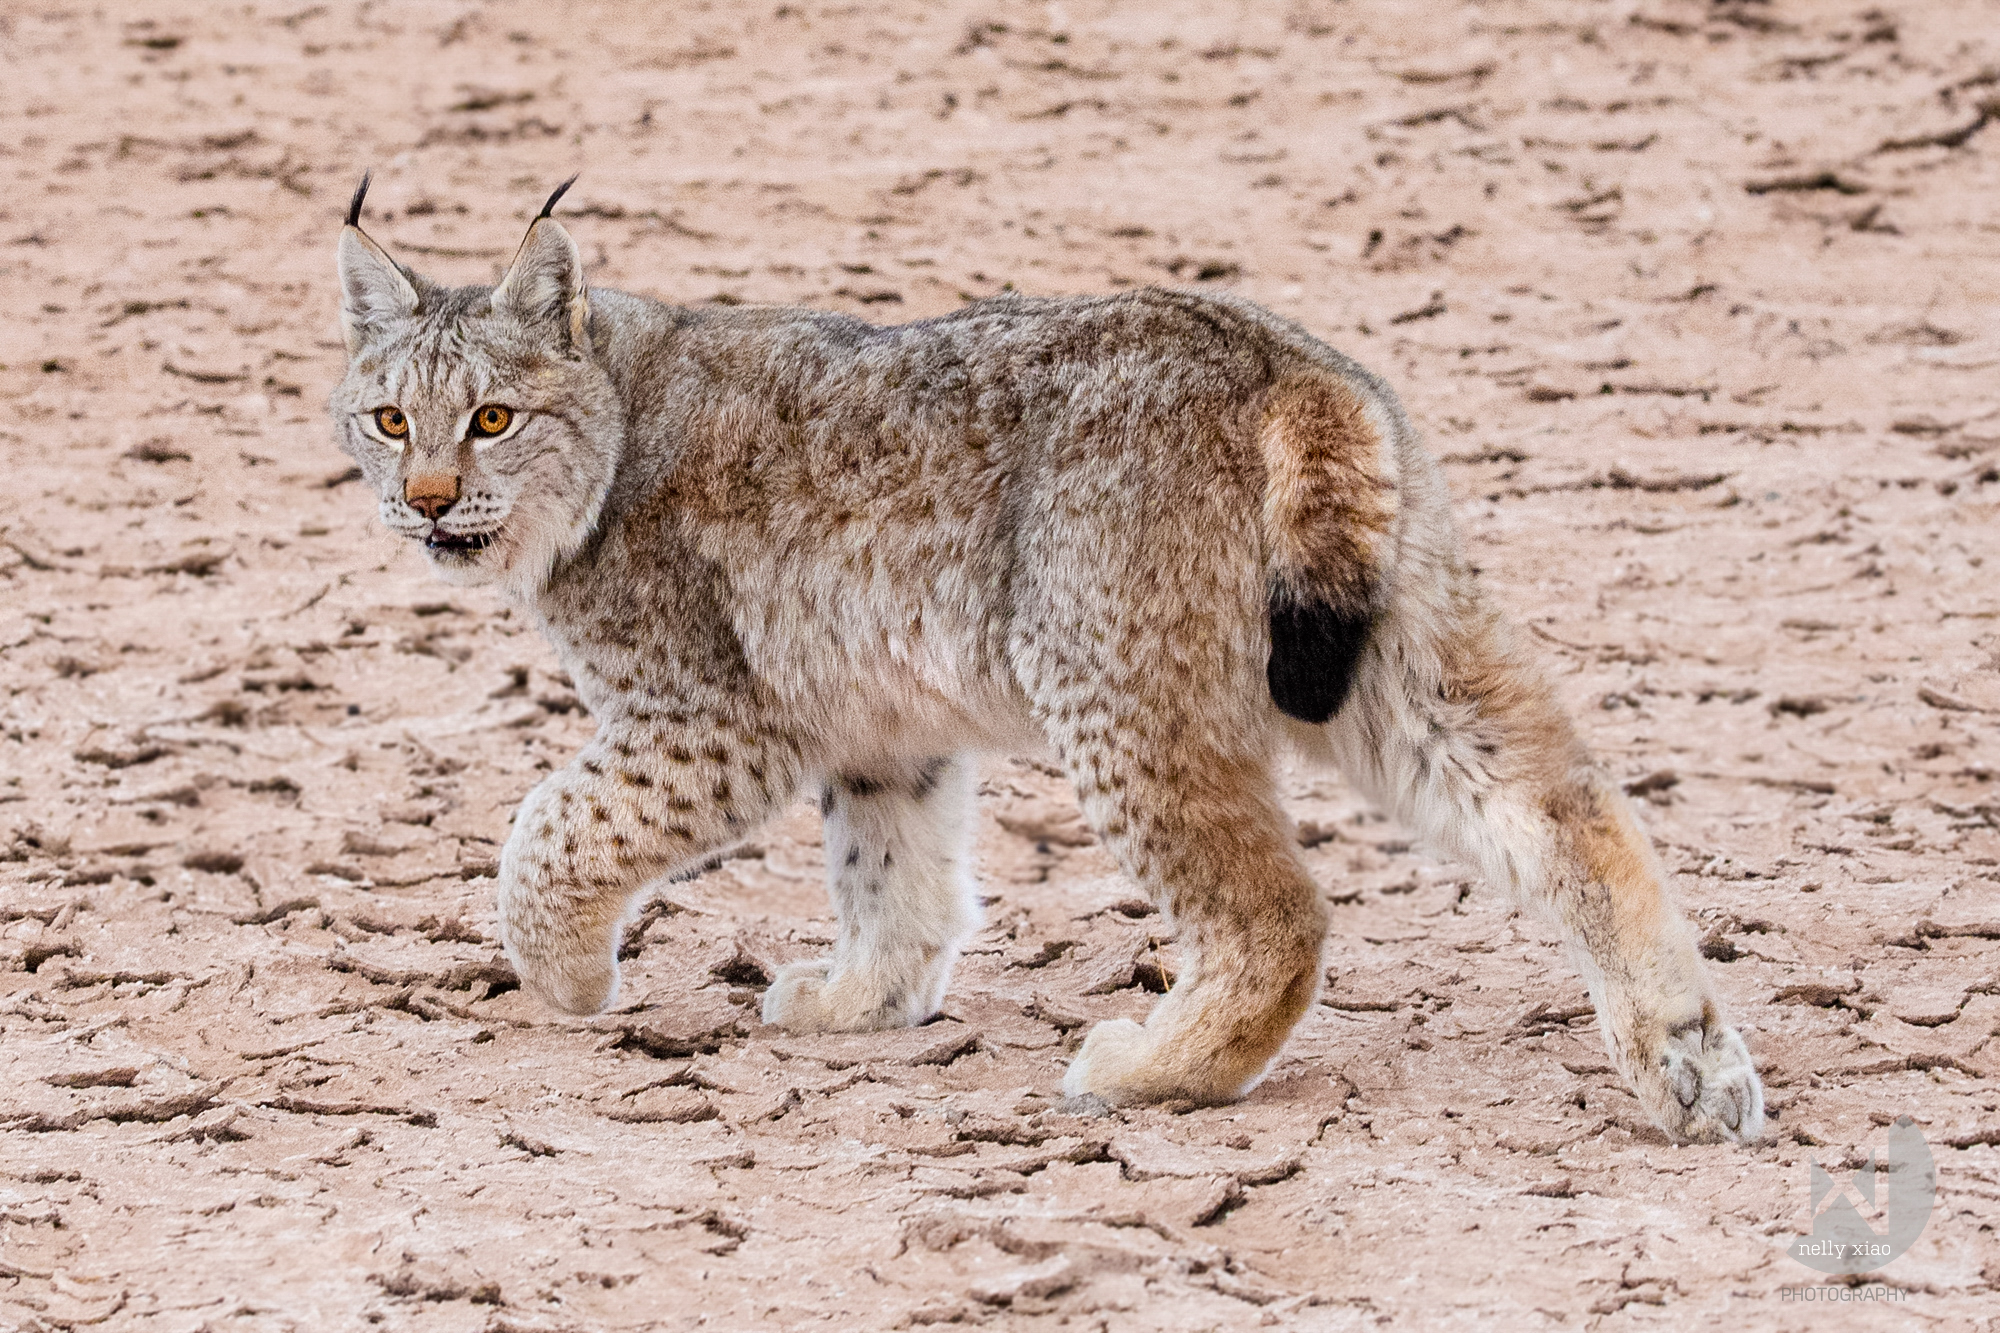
xmin=761 ymin=961 xmax=835 ymax=1030
xmin=1615 ymin=1004 xmax=1765 ymax=1144
xmin=495 ymin=896 xmax=621 ymax=1016
xmin=761 ymin=960 xmax=918 ymax=1033
xmin=509 ymin=944 xmax=620 ymax=1016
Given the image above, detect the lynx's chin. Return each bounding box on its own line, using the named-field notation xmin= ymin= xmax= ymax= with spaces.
xmin=422 ymin=531 xmax=501 ymax=586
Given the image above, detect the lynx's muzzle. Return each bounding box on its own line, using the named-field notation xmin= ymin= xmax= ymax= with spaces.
xmin=404 ymin=473 xmax=460 ymax=520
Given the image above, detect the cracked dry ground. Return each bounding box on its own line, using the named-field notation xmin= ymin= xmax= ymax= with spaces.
xmin=2 ymin=1 xmax=1999 ymax=1329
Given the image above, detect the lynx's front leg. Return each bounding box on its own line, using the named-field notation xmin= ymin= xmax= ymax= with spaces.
xmin=763 ymin=756 xmax=981 ymax=1032
xmin=498 ymin=719 xmax=799 ymax=1014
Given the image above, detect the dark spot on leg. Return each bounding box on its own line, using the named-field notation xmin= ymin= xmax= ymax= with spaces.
xmin=910 ymin=757 xmax=950 ymax=801
xmin=820 ymin=786 xmax=837 ymax=817
xmin=882 ymin=850 xmax=893 ymax=869
xmin=841 ymin=774 xmax=886 ymax=798
xmin=845 ymin=846 xmax=860 ymax=867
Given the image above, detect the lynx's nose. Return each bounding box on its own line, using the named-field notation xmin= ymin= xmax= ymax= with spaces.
xmin=405 ymin=473 xmax=460 ymax=520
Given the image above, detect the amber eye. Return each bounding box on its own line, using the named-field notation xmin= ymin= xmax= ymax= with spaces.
xmin=374 ymin=406 xmax=408 ymax=439
xmin=470 ymin=405 xmax=513 ymax=438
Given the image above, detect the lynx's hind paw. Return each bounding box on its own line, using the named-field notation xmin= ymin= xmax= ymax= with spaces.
xmin=1061 ymin=1019 xmax=1152 ymax=1102
xmin=1627 ymin=1011 xmax=1765 ymax=1144
xmin=1062 ymin=1018 xmax=1253 ymax=1107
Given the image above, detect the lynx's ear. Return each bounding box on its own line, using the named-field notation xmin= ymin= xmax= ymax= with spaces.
xmin=337 ymin=176 xmax=419 ymax=356
xmin=493 ymin=176 xmax=589 ymax=350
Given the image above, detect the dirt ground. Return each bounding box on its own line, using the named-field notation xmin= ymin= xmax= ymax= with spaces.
xmin=2 ymin=1 xmax=1998 ymax=1329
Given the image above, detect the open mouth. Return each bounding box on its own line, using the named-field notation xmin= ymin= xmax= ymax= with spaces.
xmin=425 ymin=529 xmax=496 ymax=555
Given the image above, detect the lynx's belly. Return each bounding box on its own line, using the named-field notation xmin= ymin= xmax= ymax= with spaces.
xmin=711 ymin=525 xmax=1035 ymax=756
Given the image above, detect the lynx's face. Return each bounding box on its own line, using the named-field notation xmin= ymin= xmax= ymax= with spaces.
xmin=331 ymin=180 xmax=622 ymax=593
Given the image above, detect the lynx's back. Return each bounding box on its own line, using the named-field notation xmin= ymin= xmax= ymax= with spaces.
xmin=538 ymin=286 xmax=1405 ymax=757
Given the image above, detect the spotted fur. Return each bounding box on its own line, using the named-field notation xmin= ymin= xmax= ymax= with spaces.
xmin=328 ymin=195 xmax=1764 ymax=1144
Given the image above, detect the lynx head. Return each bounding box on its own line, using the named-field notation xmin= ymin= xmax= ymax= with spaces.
xmin=329 ymin=175 xmax=623 ymax=593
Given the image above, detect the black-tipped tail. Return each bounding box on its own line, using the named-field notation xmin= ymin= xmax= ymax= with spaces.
xmin=539 ymin=173 xmax=580 ymax=219
xmin=346 ymin=171 xmax=372 ymax=228
xmin=1267 ymin=585 xmax=1372 ymax=724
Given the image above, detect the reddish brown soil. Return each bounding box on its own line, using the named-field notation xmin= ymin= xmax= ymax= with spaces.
xmin=2 ymin=2 xmax=1998 ymax=1330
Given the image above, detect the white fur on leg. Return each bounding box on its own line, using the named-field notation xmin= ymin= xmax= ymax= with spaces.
xmin=1062 ymin=1018 xmax=1148 ymax=1097
xmin=762 ymin=757 xmax=981 ymax=1033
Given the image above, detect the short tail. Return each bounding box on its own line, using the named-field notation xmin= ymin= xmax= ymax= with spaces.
xmin=1257 ymin=374 xmax=1400 ymax=724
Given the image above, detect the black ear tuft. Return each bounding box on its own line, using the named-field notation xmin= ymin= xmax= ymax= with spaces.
xmin=539 ymin=173 xmax=580 ymax=220
xmin=346 ymin=171 xmax=372 ymax=228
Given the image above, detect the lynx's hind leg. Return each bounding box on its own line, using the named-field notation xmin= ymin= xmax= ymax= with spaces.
xmin=1319 ymin=459 xmax=1763 ymax=1142
xmin=1015 ymin=403 xmax=1330 ymax=1106
xmin=1019 ymin=599 xmax=1326 ymax=1105
xmin=763 ymin=756 xmax=981 ymax=1033
xmin=1054 ymin=744 xmax=1327 ymax=1106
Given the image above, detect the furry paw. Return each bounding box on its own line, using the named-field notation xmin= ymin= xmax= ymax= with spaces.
xmin=514 ymin=949 xmax=619 ymax=1016
xmin=1623 ymin=1010 xmax=1765 ymax=1144
xmin=1061 ymin=1019 xmax=1154 ymax=1102
xmin=761 ymin=960 xmax=916 ymax=1033
xmin=761 ymin=961 xmax=835 ymax=1030
xmin=495 ymin=892 xmax=620 ymax=1016
xmin=1063 ymin=1017 xmax=1265 ymax=1105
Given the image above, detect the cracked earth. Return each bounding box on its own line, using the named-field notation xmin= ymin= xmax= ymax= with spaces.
xmin=1 ymin=1 xmax=1998 ymax=1329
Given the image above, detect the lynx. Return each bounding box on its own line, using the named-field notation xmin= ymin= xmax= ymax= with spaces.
xmin=330 ymin=179 xmax=1764 ymax=1143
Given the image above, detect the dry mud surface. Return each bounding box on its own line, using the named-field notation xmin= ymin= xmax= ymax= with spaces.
xmin=2 ymin=2 xmax=1999 ymax=1329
